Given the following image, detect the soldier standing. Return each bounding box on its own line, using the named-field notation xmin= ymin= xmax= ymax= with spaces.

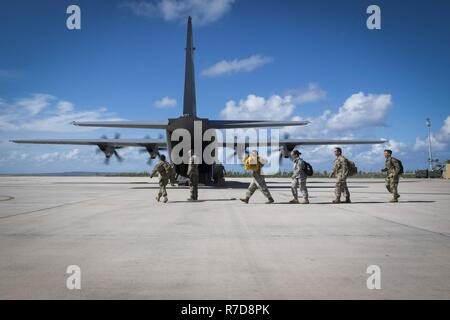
xmin=187 ymin=150 xmax=199 ymax=201
xmin=290 ymin=150 xmax=309 ymax=204
xmin=382 ymin=149 xmax=401 ymax=202
xmin=150 ymin=154 xmax=171 ymax=203
xmin=240 ymin=150 xmax=274 ymax=204
xmin=329 ymin=147 xmax=350 ymax=204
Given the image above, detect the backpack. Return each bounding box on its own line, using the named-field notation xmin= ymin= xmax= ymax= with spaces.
xmin=303 ymin=161 xmax=314 ymax=177
xmin=158 ymin=162 xmax=172 ymax=177
xmin=346 ymin=159 xmax=358 ymax=176
xmin=392 ymin=157 xmax=404 ymax=175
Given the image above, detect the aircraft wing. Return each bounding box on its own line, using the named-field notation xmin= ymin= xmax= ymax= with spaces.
xmin=72 ymin=121 xmax=169 ymax=129
xmin=11 ymin=138 xmax=167 ymax=148
xmin=208 ymin=120 xmax=310 ymax=128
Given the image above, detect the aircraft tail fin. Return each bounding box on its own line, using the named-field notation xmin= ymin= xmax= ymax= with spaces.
xmin=182 ymin=16 xmax=197 ymax=117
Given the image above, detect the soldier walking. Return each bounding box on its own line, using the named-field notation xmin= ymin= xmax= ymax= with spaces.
xmin=382 ymin=149 xmax=402 ymax=202
xmin=329 ymin=147 xmax=351 ymax=204
xmin=187 ymin=150 xmax=199 ymax=201
xmin=150 ymin=154 xmax=171 ymax=203
xmin=240 ymin=150 xmax=274 ymax=204
xmin=290 ymin=150 xmax=309 ymax=204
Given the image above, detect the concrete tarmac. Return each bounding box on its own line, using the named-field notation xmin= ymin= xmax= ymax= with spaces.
xmin=0 ymin=176 xmax=449 ymax=299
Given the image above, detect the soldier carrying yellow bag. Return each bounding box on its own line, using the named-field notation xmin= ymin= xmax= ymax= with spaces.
xmin=240 ymin=150 xmax=274 ymax=204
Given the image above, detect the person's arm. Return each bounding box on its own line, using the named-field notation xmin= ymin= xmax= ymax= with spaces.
xmin=330 ymin=160 xmax=337 ymax=178
xmin=292 ymin=161 xmax=299 ymax=178
xmin=150 ymin=163 xmax=158 ymax=178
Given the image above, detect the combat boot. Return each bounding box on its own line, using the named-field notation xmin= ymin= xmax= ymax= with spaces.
xmin=289 ymin=198 xmax=299 ymax=204
xmin=156 ymin=195 xmax=161 ymax=202
xmin=240 ymin=197 xmax=249 ymax=204
xmin=163 ymin=197 xmax=168 ymax=203
xmin=344 ymin=197 xmax=351 ymax=203
xmin=389 ymin=197 xmax=398 ymax=203
xmin=265 ymin=197 xmax=274 ymax=204
xmin=301 ymin=198 xmax=309 ymax=204
xmin=332 ymin=198 xmax=341 ymax=204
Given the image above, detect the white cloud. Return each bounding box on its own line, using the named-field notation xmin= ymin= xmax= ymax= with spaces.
xmin=220 ymin=83 xmax=327 ymax=123
xmin=0 ymin=94 xmax=123 ymax=133
xmin=355 ymin=139 xmax=407 ymax=165
xmin=57 ymin=101 xmax=74 ymax=114
xmin=327 ymin=92 xmax=392 ymax=130
xmin=123 ymin=0 xmax=235 ymax=25
xmin=286 ymin=83 xmax=327 ymax=105
xmin=64 ymin=148 xmax=80 ymax=160
xmin=220 ymin=94 xmax=295 ymax=121
xmin=16 ymin=93 xmax=55 ymax=116
xmin=154 ymin=96 xmax=177 ymax=108
xmin=202 ymin=55 xmax=272 ymax=77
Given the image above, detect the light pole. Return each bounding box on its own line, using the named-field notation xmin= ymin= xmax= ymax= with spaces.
xmin=426 ymin=118 xmax=433 ymax=172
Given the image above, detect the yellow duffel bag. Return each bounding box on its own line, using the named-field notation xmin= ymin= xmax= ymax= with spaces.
xmin=243 ymin=156 xmax=260 ymax=171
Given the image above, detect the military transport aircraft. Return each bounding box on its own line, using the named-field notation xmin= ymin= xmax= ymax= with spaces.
xmin=12 ymin=17 xmax=384 ymax=184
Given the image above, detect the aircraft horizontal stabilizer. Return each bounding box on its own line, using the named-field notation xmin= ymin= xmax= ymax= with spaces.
xmin=72 ymin=121 xmax=169 ymax=129
xmin=208 ymin=120 xmax=310 ymax=129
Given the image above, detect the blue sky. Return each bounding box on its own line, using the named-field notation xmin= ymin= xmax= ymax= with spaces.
xmin=1 ymin=0 xmax=449 ymax=173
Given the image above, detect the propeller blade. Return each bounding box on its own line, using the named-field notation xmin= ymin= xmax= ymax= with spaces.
xmin=114 ymin=150 xmax=123 ymax=162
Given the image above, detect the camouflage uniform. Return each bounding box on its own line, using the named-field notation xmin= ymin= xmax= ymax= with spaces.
xmin=244 ymin=157 xmax=273 ymax=202
xmin=150 ymin=160 xmax=171 ymax=202
xmin=331 ymin=155 xmax=350 ymax=201
xmin=384 ymin=156 xmax=401 ymax=200
xmin=187 ymin=154 xmax=199 ymax=200
xmin=169 ymin=163 xmax=177 ymax=186
xmin=213 ymin=163 xmax=226 ymax=186
xmin=291 ymin=157 xmax=308 ymax=200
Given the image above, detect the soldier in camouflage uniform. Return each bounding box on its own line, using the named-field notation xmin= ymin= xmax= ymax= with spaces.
xmin=329 ymin=147 xmax=350 ymax=204
xmin=290 ymin=150 xmax=309 ymax=204
xmin=382 ymin=149 xmax=401 ymax=202
xmin=187 ymin=150 xmax=199 ymax=201
xmin=240 ymin=151 xmax=274 ymax=204
xmin=150 ymin=154 xmax=171 ymax=203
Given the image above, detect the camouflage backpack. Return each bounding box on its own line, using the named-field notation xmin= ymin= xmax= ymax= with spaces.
xmin=346 ymin=159 xmax=358 ymax=176
xmin=163 ymin=162 xmax=173 ymax=176
xmin=392 ymin=157 xmax=404 ymax=175
xmin=303 ymin=161 xmax=314 ymax=177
